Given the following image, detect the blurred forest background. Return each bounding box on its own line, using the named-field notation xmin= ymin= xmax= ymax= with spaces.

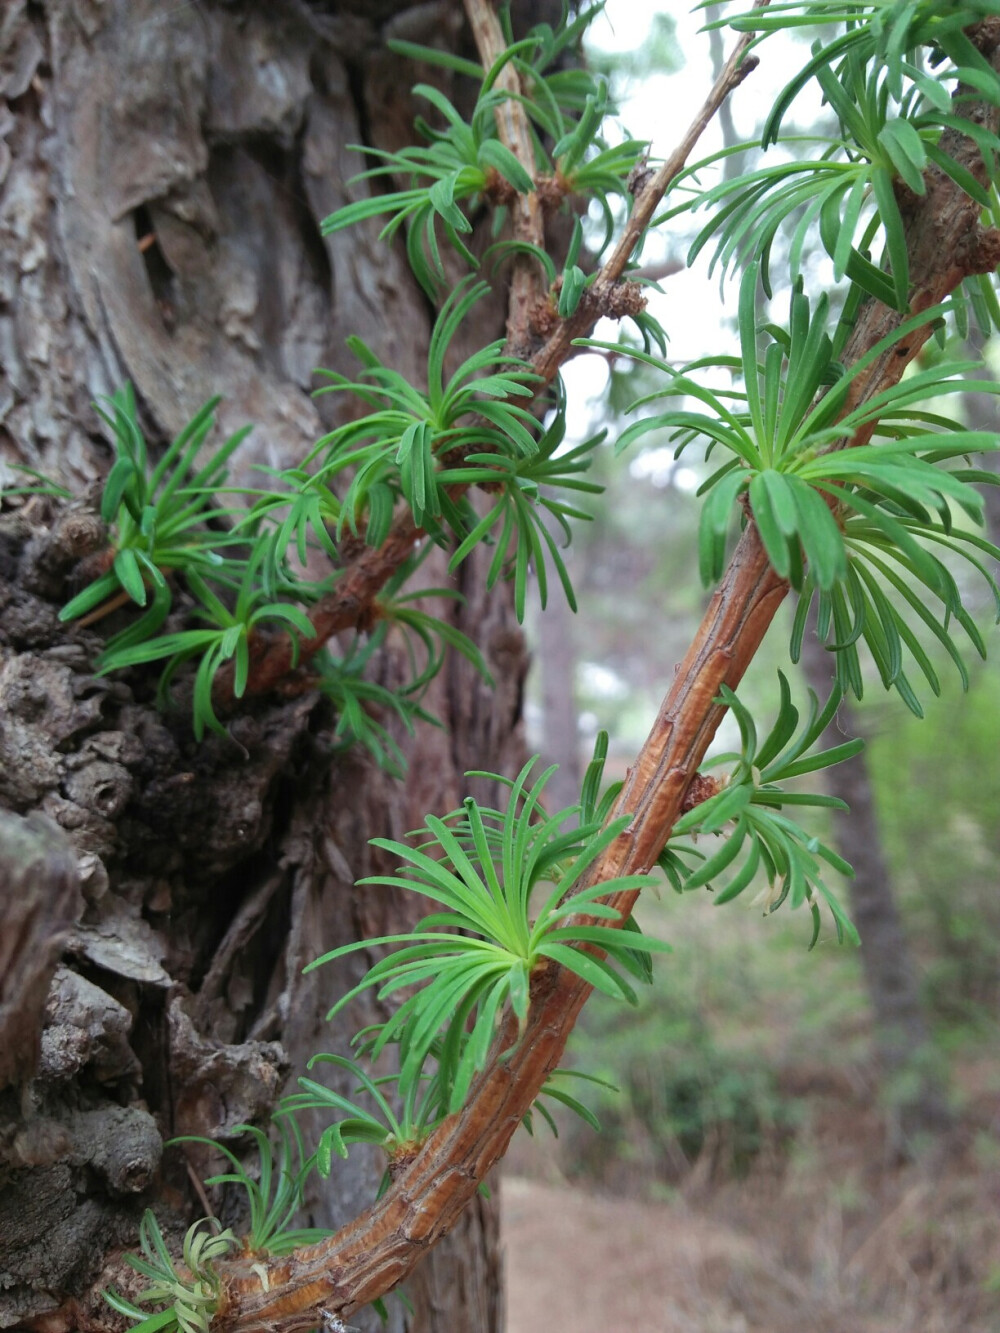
xmin=502 ymin=5 xmax=1000 ymax=1331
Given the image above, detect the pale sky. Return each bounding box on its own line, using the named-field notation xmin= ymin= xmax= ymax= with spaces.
xmin=563 ymin=1 xmax=823 ymax=455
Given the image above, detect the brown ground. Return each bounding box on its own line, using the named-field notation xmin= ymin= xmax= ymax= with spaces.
xmin=503 ymin=1172 xmax=998 ymax=1333
xmin=503 ymin=1071 xmax=1000 ymax=1333
xmin=505 ymin=1175 xmax=811 ymax=1333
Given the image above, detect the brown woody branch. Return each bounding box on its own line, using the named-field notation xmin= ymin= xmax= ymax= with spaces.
xmin=211 ymin=525 xmax=785 ymax=1333
xmin=462 ymin=0 xmax=546 ymax=347
xmin=207 ymin=31 xmax=1000 ymax=1331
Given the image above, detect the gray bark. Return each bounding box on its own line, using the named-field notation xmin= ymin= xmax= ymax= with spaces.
xmin=0 ymin=812 xmax=80 ymax=1091
xmin=799 ymin=631 xmax=951 ymax=1153
xmin=0 ymin=2 xmax=540 ymax=1327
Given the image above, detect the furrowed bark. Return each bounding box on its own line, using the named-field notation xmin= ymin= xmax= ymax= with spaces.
xmin=210 ymin=32 xmax=1000 ymax=1330
xmin=0 ymin=812 xmax=80 ymax=1090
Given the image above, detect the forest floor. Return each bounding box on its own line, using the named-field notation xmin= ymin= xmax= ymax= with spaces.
xmin=502 ymin=1060 xmax=1000 ymax=1333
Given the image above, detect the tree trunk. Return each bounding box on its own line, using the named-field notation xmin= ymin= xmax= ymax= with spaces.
xmin=0 ymin=3 xmax=533 ymax=1328
xmin=799 ymin=630 xmax=951 ymax=1153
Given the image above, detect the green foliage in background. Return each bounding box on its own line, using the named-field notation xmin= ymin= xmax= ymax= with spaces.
xmin=867 ymin=669 xmax=1000 ymax=1026
xmin=564 ymin=996 xmax=801 ymax=1189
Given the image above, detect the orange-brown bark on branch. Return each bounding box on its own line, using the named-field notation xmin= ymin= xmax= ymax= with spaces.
xmin=193 ymin=19 xmax=1000 ymax=1333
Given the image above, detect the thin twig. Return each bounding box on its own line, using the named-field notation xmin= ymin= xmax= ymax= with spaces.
xmin=609 ymin=15 xmax=763 ymax=285
xmin=463 ymin=0 xmax=546 ymax=349
xmin=77 ymin=586 xmax=133 ymax=627
xmin=185 ymin=1157 xmax=217 ymax=1223
xmin=530 ymin=0 xmax=768 ymax=385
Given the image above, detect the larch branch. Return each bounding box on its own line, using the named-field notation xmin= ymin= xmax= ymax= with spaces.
xmin=232 ymin=5 xmax=769 ymax=707
xmin=212 ymin=64 xmax=1000 ymax=1333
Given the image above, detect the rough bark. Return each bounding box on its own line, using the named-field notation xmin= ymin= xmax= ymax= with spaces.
xmin=799 ymin=631 xmax=952 ymax=1151
xmin=0 ymin=811 xmax=80 ymax=1090
xmin=0 ymin=2 xmax=537 ymax=1328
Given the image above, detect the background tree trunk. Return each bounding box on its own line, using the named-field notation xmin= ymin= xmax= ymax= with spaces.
xmin=799 ymin=629 xmax=951 ymax=1153
xmin=712 ymin=0 xmax=950 ymax=1157
xmin=536 ymin=545 xmax=582 ymax=816
xmin=0 ymin=2 xmax=546 ymax=1327
xmin=963 ymin=328 xmax=1000 ymax=542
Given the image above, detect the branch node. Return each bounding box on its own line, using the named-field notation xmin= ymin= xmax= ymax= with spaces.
xmin=535 ymin=174 xmax=570 ymax=210
xmin=680 ymin=773 xmax=724 ymax=815
xmin=600 ymin=280 xmax=648 ymax=320
xmin=965 ymin=225 xmax=1000 ymax=277
xmin=733 ymin=52 xmax=760 ymax=85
